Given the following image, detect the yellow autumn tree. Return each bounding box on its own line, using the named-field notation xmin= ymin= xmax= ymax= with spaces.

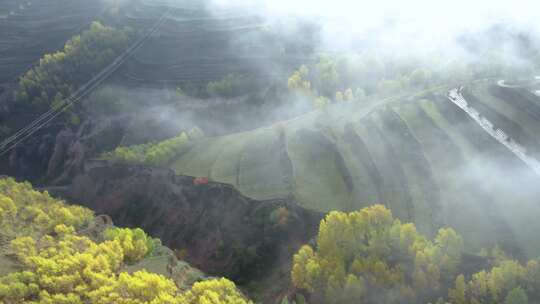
xmin=288 ymin=65 xmax=313 ymax=98
xmin=104 ymin=227 xmax=155 ymax=263
xmin=448 ymin=259 xmax=540 ymax=304
xmin=0 ymin=178 xmax=253 ymax=304
xmin=179 ymin=278 xmax=252 ymax=304
xmin=0 ymin=177 xmax=93 ymax=237
xmin=291 ymin=204 xmax=464 ymax=304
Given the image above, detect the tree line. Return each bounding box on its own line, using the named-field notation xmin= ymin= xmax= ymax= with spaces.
xmin=103 ymin=127 xmax=204 ymax=167
xmin=286 ymin=205 xmax=540 ymax=304
xmin=12 ymin=22 xmax=132 ymax=125
xmin=287 ymin=51 xmax=533 ymax=111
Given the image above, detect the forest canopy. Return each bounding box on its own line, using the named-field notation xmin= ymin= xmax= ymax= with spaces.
xmin=289 ymin=205 xmax=540 ymax=304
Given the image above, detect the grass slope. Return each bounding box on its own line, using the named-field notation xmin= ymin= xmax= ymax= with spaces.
xmin=352 ymin=116 xmax=414 ymax=223
xmin=395 ymin=100 xmax=497 ymax=250
xmin=286 ymin=128 xmax=352 ymax=212
xmin=139 ymin=81 xmax=540 ymax=256
xmin=237 ymin=128 xmax=292 ymax=200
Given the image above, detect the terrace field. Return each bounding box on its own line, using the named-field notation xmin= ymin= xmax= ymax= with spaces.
xmin=0 ymin=0 xmax=103 ymax=85
xmin=153 ymin=81 xmax=540 ymax=256
xmin=113 ymin=0 xmax=314 ymax=89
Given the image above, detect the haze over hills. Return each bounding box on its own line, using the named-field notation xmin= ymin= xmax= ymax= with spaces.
xmin=2 ymin=0 xmax=540 ymax=303
xmin=107 ymin=78 xmax=540 ymax=258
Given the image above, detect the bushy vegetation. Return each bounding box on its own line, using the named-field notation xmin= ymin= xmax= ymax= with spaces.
xmin=287 ymin=51 xmax=523 ymax=109
xmin=0 ymin=178 xmax=252 ymax=304
xmin=287 ymin=55 xmax=432 ymax=108
xmin=104 ymin=227 xmax=156 ymax=264
xmin=103 ymin=128 xmax=204 ymax=167
xmin=181 ymin=278 xmax=252 ymax=304
xmin=207 ymin=74 xmax=249 ymax=98
xmin=288 ymin=65 xmax=314 ymax=98
xmin=0 ymin=178 xmax=93 ymax=238
xmin=13 ymin=21 xmax=131 ymax=121
xmin=269 ymin=206 xmax=291 ymax=230
xmin=448 ymin=259 xmax=540 ymax=304
xmin=2 ymin=231 xmax=250 ymax=303
xmin=315 ymin=56 xmax=340 ymax=97
xmin=290 ymin=204 xmax=540 ymax=304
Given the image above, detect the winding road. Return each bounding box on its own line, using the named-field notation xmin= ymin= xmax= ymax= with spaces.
xmin=497 ymin=76 xmax=540 ymax=88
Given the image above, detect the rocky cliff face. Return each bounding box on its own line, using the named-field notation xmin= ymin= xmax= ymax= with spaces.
xmin=66 ymin=165 xmax=321 ymax=300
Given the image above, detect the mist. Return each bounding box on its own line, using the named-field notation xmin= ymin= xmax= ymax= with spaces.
xmin=5 ymin=0 xmax=540 ymax=303
xmin=208 ymin=0 xmax=540 ymax=68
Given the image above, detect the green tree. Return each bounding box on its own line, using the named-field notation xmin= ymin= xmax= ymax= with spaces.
xmin=14 ymin=22 xmax=131 ymax=117
xmin=179 ymin=278 xmax=252 ymax=304
xmin=448 ymin=275 xmax=466 ymax=304
xmin=316 ymin=57 xmax=340 ymax=97
xmin=103 ymin=131 xmax=191 ymax=167
xmin=447 ymin=259 xmax=540 ymax=304
xmin=343 ymin=88 xmax=354 ymax=101
xmin=104 ymin=227 xmax=155 ymax=263
xmin=188 ymin=127 xmax=204 ymax=140
xmin=354 ymin=88 xmax=366 ymax=101
xmin=176 ymin=87 xmax=186 ymax=97
xmin=288 ymin=65 xmax=313 ymax=97
xmin=313 ymin=96 xmax=330 ymax=110
xmin=335 ymin=91 xmax=344 ymax=102
xmin=291 ymin=204 xmax=463 ymax=304
xmin=207 ymin=74 xmax=245 ymax=98
xmin=505 ymin=287 xmax=528 ymax=304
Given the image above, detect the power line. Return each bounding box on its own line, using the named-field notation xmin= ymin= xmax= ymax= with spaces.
xmin=0 ymin=2 xmax=111 ymax=146
xmin=0 ymin=8 xmax=172 ymax=156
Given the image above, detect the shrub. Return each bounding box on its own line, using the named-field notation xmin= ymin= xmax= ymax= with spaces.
xmin=103 ymin=131 xmax=194 ymax=167
xmin=0 ymin=178 xmax=93 ymax=237
xmin=104 ymin=227 xmax=155 ymax=263
xmin=207 ymin=74 xmax=246 ymax=98
xmin=179 ymin=278 xmax=252 ymax=304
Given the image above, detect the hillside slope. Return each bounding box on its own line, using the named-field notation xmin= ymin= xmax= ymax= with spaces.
xmin=126 ymin=81 xmax=540 ymax=256
xmin=0 ymin=177 xmax=258 ymax=303
xmin=0 ymin=0 xmax=318 ymax=185
xmin=114 ymin=0 xmax=313 ymax=87
xmin=65 ymin=164 xmax=321 ymax=301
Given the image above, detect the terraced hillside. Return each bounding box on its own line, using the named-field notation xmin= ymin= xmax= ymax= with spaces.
xmin=3 ymin=0 xmax=540 ymax=261
xmin=139 ymin=80 xmax=540 ymax=256
xmin=0 ymin=0 xmax=104 ymax=86
xmin=464 ymin=82 xmax=540 ymax=159
xmin=113 ymin=0 xmax=314 ymax=88
xmin=0 ymin=0 xmax=319 ymax=184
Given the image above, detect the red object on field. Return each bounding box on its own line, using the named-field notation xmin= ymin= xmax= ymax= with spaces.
xmin=193 ymin=177 xmax=209 ymax=185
